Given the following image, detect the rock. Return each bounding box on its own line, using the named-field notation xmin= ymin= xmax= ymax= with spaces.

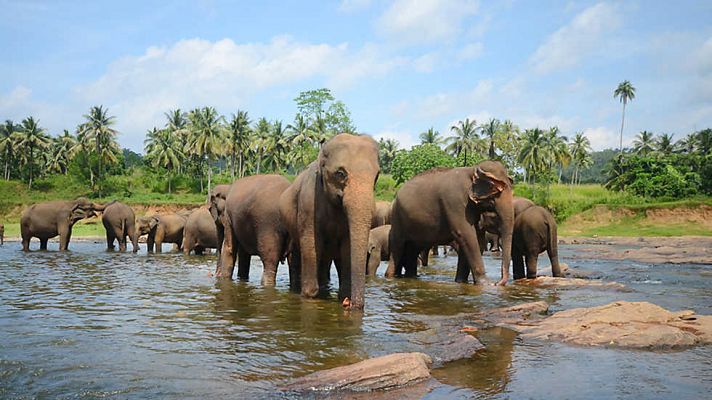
xmin=425 ymin=333 xmax=484 ymax=365
xmin=514 ymin=276 xmax=627 ymax=291
xmin=282 ymin=352 xmax=432 ymax=393
xmin=520 ymin=301 xmax=712 ymax=349
xmin=484 ymin=301 xmax=550 ymax=330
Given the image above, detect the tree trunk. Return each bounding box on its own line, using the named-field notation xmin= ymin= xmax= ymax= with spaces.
xmin=28 ymin=145 xmax=33 ymax=189
xmin=619 ymin=101 xmax=626 ymax=155
xmin=231 ymin=152 xmax=236 ymax=179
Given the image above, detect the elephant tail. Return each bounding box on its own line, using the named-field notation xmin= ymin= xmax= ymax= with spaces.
xmin=121 ymin=219 xmax=126 ymax=238
xmin=546 ymin=218 xmax=562 ymax=277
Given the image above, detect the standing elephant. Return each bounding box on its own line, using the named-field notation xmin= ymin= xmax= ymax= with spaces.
xmin=183 ymin=207 xmax=219 ymax=255
xmin=20 ymin=198 xmax=106 ymax=251
xmin=279 ymin=133 xmax=380 ymax=310
xmin=136 ymin=213 xmax=187 ymax=252
xmin=101 ymin=201 xmax=138 ymax=252
xmin=371 ymin=201 xmax=392 ymax=228
xmin=484 ymin=232 xmax=500 ymax=252
xmin=512 ymin=206 xmax=562 ymax=279
xmin=208 ymin=184 xmax=231 ymax=260
xmin=217 ymin=175 xmax=291 ymax=285
xmin=387 ymin=161 xmax=514 ymax=285
xmin=367 ymin=225 xmax=390 ymax=276
xmin=478 ymin=196 xmax=534 ymax=255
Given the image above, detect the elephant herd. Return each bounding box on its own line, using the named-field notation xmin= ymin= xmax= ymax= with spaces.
xmin=16 ymin=133 xmax=562 ymax=310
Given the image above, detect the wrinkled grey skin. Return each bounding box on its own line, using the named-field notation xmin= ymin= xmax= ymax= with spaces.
xmin=208 ymin=184 xmax=231 ymax=264
xmin=101 ymin=201 xmax=138 ymax=252
xmin=279 ymin=134 xmax=380 ymax=310
xmin=183 ymin=207 xmax=219 ymax=255
xmin=371 ymin=201 xmax=392 ymax=228
xmin=367 ymin=225 xmax=390 ymax=276
xmin=136 ymin=213 xmax=188 ymax=252
xmin=20 ymin=198 xmax=106 ymax=251
xmin=387 ymin=161 xmax=515 ymax=285
xmin=511 ymin=205 xmax=562 ymax=279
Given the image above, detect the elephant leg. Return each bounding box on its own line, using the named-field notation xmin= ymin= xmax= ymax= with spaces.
xmin=194 ymin=246 xmax=204 ymax=255
xmin=154 ymin=229 xmax=164 ymax=253
xmin=419 ymin=248 xmax=429 ymax=267
xmin=385 ymin=238 xmax=403 ymax=278
xmin=60 ymin=228 xmax=72 ymax=251
xmin=22 ymin=237 xmax=30 ymax=251
xmin=477 ymin=230 xmax=487 ymax=256
xmin=258 ymin=234 xmax=280 ymax=286
xmin=525 ymin=253 xmax=538 ymax=279
xmin=106 ymin=231 xmax=115 ymax=251
xmin=455 ymin=252 xmax=471 ymax=283
xmin=40 ymin=238 xmax=49 ymax=251
xmin=336 ymin=240 xmax=351 ymax=301
xmin=451 ymin=222 xmax=485 ymax=283
xmin=237 ymin=246 xmax=251 ymax=280
xmin=117 ymin=229 xmax=127 ymax=252
xmin=288 ymin=246 xmax=301 ymax=292
xmin=403 ymin=245 xmax=419 ymax=278
xmin=147 ymin=235 xmax=155 ymax=253
xmin=512 ymin=248 xmax=526 ymax=280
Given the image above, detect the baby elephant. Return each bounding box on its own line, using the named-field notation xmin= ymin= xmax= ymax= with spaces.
xmin=512 ymin=205 xmax=562 ymax=279
xmin=367 ymin=225 xmax=390 ymax=276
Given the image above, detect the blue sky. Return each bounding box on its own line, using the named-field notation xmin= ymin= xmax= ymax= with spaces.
xmin=2 ymin=0 xmax=711 ymax=153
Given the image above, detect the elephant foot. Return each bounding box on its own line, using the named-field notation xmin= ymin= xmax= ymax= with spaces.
xmin=495 ymin=278 xmax=508 ymax=286
xmin=342 ymin=297 xmax=351 ymax=308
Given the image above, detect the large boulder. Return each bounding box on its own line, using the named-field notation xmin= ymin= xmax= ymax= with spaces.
xmin=520 ymin=301 xmax=712 ymax=349
xmin=282 ymin=352 xmax=433 ymax=393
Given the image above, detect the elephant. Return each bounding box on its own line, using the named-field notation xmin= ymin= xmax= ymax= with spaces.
xmin=387 ymin=161 xmax=514 ymax=285
xmin=371 ymin=201 xmax=392 ymax=228
xmin=478 ymin=196 xmax=534 ymax=255
xmin=208 ymin=184 xmax=231 ymax=261
xmin=135 ymin=213 xmax=187 ymax=252
xmin=0 ymin=223 xmax=3 ymax=245
xmin=101 ymin=201 xmax=138 ymax=252
xmin=367 ymin=225 xmax=390 ymax=276
xmin=484 ymin=232 xmax=500 ymax=252
xmin=217 ymin=175 xmax=291 ymax=285
xmin=183 ymin=207 xmax=219 ymax=255
xmin=20 ymin=198 xmax=106 ymax=251
xmin=279 ymin=133 xmax=380 ymax=310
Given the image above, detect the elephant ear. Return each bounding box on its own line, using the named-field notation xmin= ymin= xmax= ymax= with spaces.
xmin=468 ymin=167 xmax=511 ymax=204
xmin=149 ymin=216 xmax=159 ymax=230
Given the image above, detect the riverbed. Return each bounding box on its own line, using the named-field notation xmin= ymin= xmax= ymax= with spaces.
xmin=1 ymin=241 xmax=710 ymax=399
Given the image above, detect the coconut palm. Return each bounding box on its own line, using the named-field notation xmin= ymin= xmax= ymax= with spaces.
xmin=632 ymin=131 xmax=655 ymax=156
xmin=656 ymin=133 xmax=675 ymax=156
xmin=265 ymin=120 xmax=290 ymax=172
xmin=48 ymin=130 xmax=77 ymax=174
xmin=79 ymin=105 xmax=120 ymax=188
xmin=419 ymin=127 xmax=444 ymax=147
xmin=614 ymin=80 xmax=636 ymax=154
xmin=288 ymin=113 xmax=319 ymax=169
xmin=15 ymin=117 xmax=51 ymax=188
xmin=145 ymin=127 xmax=183 ymax=194
xmin=545 ymin=127 xmax=570 ymax=183
xmin=446 ymin=118 xmax=481 ymax=166
xmin=378 ymin=138 xmax=399 ymax=173
xmin=164 ymin=109 xmax=188 ymax=173
xmin=495 ymin=119 xmax=520 ymax=169
xmin=481 ymin=118 xmax=500 ymax=159
xmin=186 ymin=106 xmax=225 ymax=195
xmin=675 ymin=133 xmax=698 ymax=154
xmin=226 ymin=110 xmax=251 ymax=178
xmin=0 ymin=120 xmax=18 ymax=180
xmin=518 ymin=128 xmax=548 ymax=184
xmin=252 ymin=117 xmax=272 ymax=174
xmin=569 ymin=132 xmax=592 ymax=185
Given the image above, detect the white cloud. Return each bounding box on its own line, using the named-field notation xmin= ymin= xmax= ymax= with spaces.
xmin=416 ymin=80 xmax=493 ymax=118
xmin=582 ymin=126 xmax=619 ymax=150
xmin=339 ymin=0 xmax=373 ymax=12
xmin=377 ymin=0 xmax=480 ymax=45
xmin=413 ymin=52 xmax=439 ymax=73
xmin=457 ymin=42 xmax=484 ymax=62
xmin=529 ymin=2 xmax=621 ymax=74
xmin=373 ymin=129 xmax=418 ymax=150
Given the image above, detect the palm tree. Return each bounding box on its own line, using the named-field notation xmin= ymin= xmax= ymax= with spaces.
xmin=568 ymin=132 xmax=592 ymax=185
xmin=518 ymin=128 xmax=548 ymax=184
xmin=252 ymin=117 xmax=272 ymax=174
xmin=675 ymin=133 xmax=698 ymax=154
xmin=419 ymin=127 xmax=444 ymax=146
xmin=145 ymin=127 xmax=183 ymax=194
xmin=288 ymin=113 xmax=319 ymax=169
xmin=632 ymin=131 xmax=655 ymax=156
xmin=164 ymin=109 xmax=188 ymax=173
xmin=656 ymin=133 xmax=674 ymax=156
xmin=378 ymin=138 xmax=399 ymax=173
xmin=614 ymin=80 xmax=636 ymax=154
xmin=266 ymin=120 xmax=290 ymax=172
xmin=15 ymin=117 xmax=50 ymax=188
xmin=48 ymin=130 xmax=77 ymax=174
xmin=226 ymin=110 xmax=251 ymax=178
xmin=186 ymin=106 xmax=225 ymax=195
xmin=481 ymin=118 xmax=500 ymax=159
xmin=0 ymin=120 xmax=17 ymax=180
xmin=446 ymin=118 xmax=480 ymax=166
xmin=545 ymin=127 xmax=570 ymax=183
xmin=79 ymin=105 xmax=119 ymax=191
xmin=495 ymin=119 xmax=520 ymax=169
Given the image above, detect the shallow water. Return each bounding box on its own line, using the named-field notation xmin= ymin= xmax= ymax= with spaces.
xmin=1 ymin=241 xmax=711 ymax=399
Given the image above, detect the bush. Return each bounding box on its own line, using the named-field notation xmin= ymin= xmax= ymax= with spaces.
xmin=391 ymin=144 xmax=456 ymax=184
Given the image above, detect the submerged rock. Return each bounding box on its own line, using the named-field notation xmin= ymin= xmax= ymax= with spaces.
xmin=282 ymin=352 xmax=432 ymax=393
xmin=520 ymin=301 xmax=712 ymax=349
xmin=514 ymin=276 xmax=627 ymax=291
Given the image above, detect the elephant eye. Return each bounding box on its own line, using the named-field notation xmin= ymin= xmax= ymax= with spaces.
xmin=334 ymin=168 xmax=348 ymax=181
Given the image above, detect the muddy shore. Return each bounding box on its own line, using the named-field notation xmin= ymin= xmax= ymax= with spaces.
xmin=559 ymin=236 xmax=712 ymax=264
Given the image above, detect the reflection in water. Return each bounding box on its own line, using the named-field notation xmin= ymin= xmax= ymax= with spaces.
xmin=0 ymin=243 xmax=711 ymax=398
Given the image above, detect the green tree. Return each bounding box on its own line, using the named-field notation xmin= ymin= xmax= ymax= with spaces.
xmin=614 ymin=80 xmax=636 ymax=154
xmin=164 ymin=109 xmax=188 ymax=173
xmin=226 ymin=110 xmax=251 ymax=178
xmin=0 ymin=120 xmax=18 ymax=180
xmin=79 ymin=105 xmax=120 ymax=192
xmin=48 ymin=129 xmax=77 ymax=174
xmin=288 ymin=113 xmax=318 ymax=169
xmin=391 ymin=143 xmax=455 ymax=184
xmin=187 ymin=106 xmax=225 ymax=195
xmin=446 ymin=118 xmax=481 ymax=166
xmin=252 ymin=117 xmax=272 ymax=174
xmin=481 ymin=118 xmax=500 ymax=159
xmin=494 ymin=119 xmax=520 ymax=170
xmin=568 ymin=131 xmax=592 ymax=185
xmin=632 ymin=131 xmax=655 ymax=156
xmin=145 ymin=127 xmax=183 ymax=194
xmin=545 ymin=127 xmax=570 ymax=183
xmin=518 ymin=128 xmax=548 ymax=184
xmin=378 ymin=138 xmax=399 ymax=173
xmin=265 ymin=120 xmax=290 ymax=172
xmin=656 ymin=133 xmax=674 ymax=156
xmin=419 ymin=127 xmax=444 ymax=147
xmin=294 ymin=88 xmax=356 ymax=134
xmin=16 ymin=117 xmax=51 ymax=188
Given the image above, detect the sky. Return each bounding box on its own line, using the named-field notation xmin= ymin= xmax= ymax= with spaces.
xmin=1 ymin=0 xmax=711 ymax=153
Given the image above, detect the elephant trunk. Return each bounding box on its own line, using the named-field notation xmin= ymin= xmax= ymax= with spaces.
xmin=495 ymin=189 xmax=514 ymax=285
xmin=343 ymin=177 xmax=375 ymax=310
